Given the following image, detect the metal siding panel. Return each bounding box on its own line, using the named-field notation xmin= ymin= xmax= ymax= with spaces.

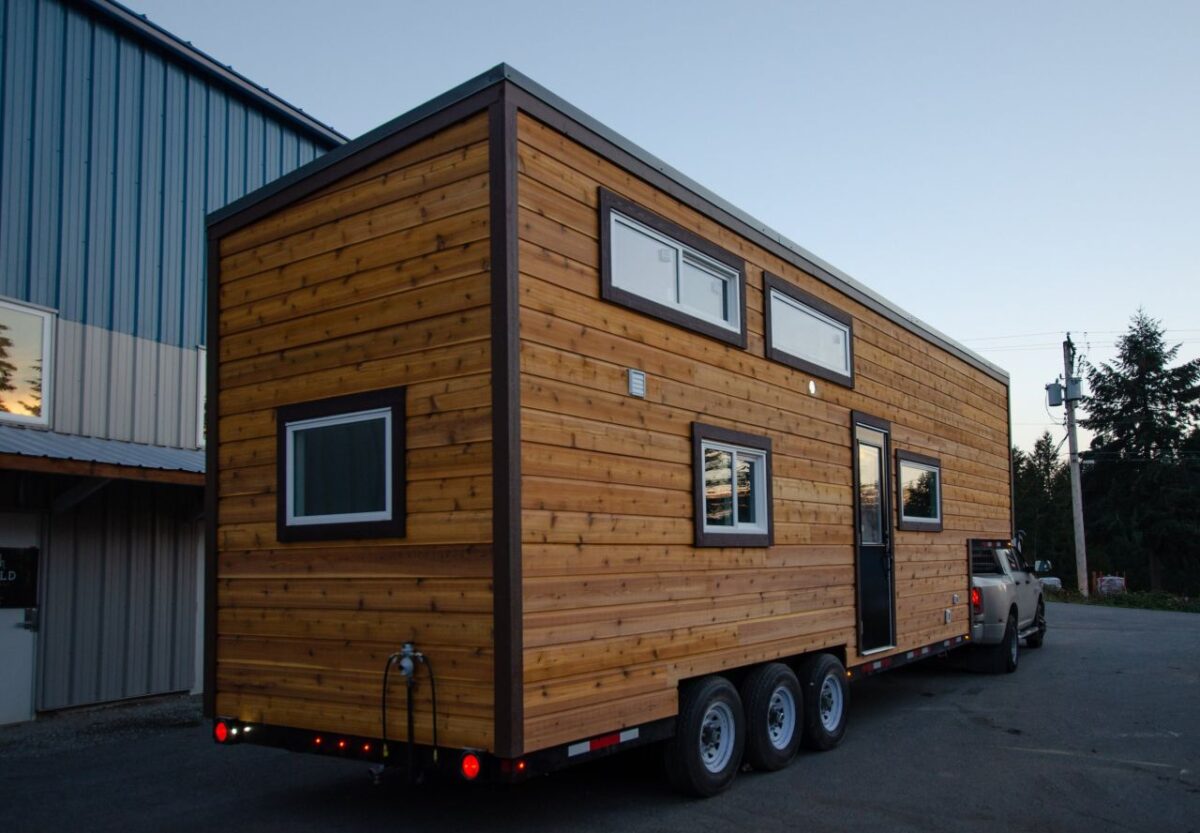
xmin=131 ymin=330 xmax=157 ymax=443
xmin=157 ymin=64 xmax=186 ymax=347
xmin=155 ymin=335 xmax=179 ymax=447
xmin=79 ymin=321 xmax=109 ymax=437
xmin=180 ymin=76 xmax=206 ymax=349
xmin=50 ymin=316 xmax=82 ymax=434
xmin=174 ymin=519 xmax=198 ymax=690
xmin=55 ymin=7 xmax=91 ymax=324
xmin=173 ymin=343 xmax=196 ymax=449
xmin=0 ymin=0 xmax=35 ymax=301
xmin=105 ymin=326 xmax=133 ymax=441
xmin=27 ymin=0 xmax=65 ymax=310
xmin=70 ymin=495 xmax=103 ymax=706
xmin=263 ymin=119 xmax=281 ymax=184
xmin=135 ymin=51 xmax=163 ymax=343
xmin=280 ymin=128 xmax=297 ymax=172
xmin=84 ymin=24 xmax=116 ymax=332
xmin=243 ymin=107 xmax=264 ymax=192
xmin=149 ymin=493 xmax=175 ymax=693
xmin=108 ymin=37 xmax=140 ymax=336
xmin=125 ymin=490 xmax=152 ymax=694
xmin=224 ymin=98 xmax=244 ymax=203
xmin=98 ymin=484 xmax=130 ymax=701
xmin=204 ymin=87 xmax=226 ymax=214
xmin=36 ymin=509 xmax=72 ymax=710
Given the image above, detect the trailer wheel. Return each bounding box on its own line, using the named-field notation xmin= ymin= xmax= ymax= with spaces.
xmin=740 ymin=663 xmax=802 ymax=771
xmin=798 ymin=654 xmax=848 ymax=751
xmin=664 ymin=676 xmax=745 ymax=797
xmin=1024 ymin=601 xmax=1046 ymax=649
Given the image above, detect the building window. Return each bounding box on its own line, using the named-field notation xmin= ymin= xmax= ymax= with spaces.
xmin=896 ymin=450 xmax=942 ymax=532
xmin=692 ymin=422 xmax=773 ymax=547
xmin=600 ymin=188 xmax=747 ymax=348
xmin=763 ymin=272 xmax=854 ymax=387
xmin=0 ymin=297 xmax=54 ymax=427
xmin=276 ymin=388 xmax=406 ymax=541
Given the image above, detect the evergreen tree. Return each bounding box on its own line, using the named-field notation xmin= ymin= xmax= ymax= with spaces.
xmin=0 ymin=322 xmax=17 ymax=413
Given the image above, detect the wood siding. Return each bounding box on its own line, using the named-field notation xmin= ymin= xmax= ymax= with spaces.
xmin=212 ymin=112 xmax=496 ymax=751
xmin=514 ymin=112 xmax=1010 ymax=753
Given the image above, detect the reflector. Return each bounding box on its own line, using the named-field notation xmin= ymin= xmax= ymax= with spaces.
xmin=213 ymin=722 xmax=229 ymax=743
xmin=461 ymin=753 xmax=481 ymax=780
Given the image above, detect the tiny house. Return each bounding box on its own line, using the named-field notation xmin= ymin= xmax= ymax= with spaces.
xmin=205 ymin=65 xmax=1012 ymax=795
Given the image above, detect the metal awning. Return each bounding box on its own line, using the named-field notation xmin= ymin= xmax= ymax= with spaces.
xmin=0 ymin=424 xmax=204 ymax=486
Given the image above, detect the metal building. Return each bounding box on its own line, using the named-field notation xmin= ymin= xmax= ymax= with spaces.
xmin=0 ymin=0 xmax=344 ymax=722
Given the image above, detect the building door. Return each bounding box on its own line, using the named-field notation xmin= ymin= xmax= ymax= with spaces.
xmin=0 ymin=513 xmax=41 ymax=724
xmin=853 ymin=415 xmax=895 ymax=654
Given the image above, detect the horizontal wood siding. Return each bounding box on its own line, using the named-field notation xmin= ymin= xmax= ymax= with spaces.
xmin=515 ymin=112 xmax=1009 ymax=752
xmin=213 ymin=112 xmax=495 ymax=751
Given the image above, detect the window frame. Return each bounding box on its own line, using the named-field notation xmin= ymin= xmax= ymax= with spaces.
xmin=599 ymin=188 xmax=748 ymax=349
xmin=692 ymin=422 xmax=774 ymax=548
xmin=275 ymin=387 xmax=406 ymax=542
xmin=0 ymin=296 xmax=55 ymax=428
xmin=895 ymin=449 xmax=943 ymax=532
xmin=762 ymin=272 xmax=855 ymax=388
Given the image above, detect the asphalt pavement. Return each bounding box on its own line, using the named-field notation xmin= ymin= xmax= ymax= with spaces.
xmin=3 ymin=602 xmax=1197 ymax=832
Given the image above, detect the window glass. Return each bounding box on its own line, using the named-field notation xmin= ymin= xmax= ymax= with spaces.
xmin=0 ymin=300 xmax=51 ymax=425
xmin=769 ymin=290 xmax=851 ymax=378
xmin=858 ymin=443 xmax=883 ymax=544
xmin=704 ymin=447 xmax=734 ymax=528
xmin=288 ymin=409 xmax=390 ymax=524
xmin=611 ymin=217 xmax=677 ymax=308
xmin=899 ymin=459 xmax=940 ymax=522
xmin=610 ymin=210 xmax=740 ymax=332
xmin=736 ymin=455 xmax=758 ymax=525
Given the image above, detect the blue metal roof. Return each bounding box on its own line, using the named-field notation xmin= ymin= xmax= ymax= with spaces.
xmin=0 ymin=423 xmax=204 ymax=473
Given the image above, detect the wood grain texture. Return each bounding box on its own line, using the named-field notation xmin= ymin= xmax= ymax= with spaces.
xmin=214 ymin=116 xmax=496 ymax=751
xmin=514 ymin=111 xmax=1008 ymax=753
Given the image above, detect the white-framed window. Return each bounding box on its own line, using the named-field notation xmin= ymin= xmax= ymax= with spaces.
xmin=764 ymin=273 xmax=854 ymax=387
xmin=285 ymin=407 xmax=393 ymax=527
xmin=610 ymin=211 xmax=741 ymax=333
xmin=692 ymin=422 xmax=773 ymax=547
xmin=0 ymin=297 xmax=55 ymax=427
xmin=600 ymin=189 xmax=747 ymax=348
xmin=896 ymin=450 xmax=942 ymax=531
xmin=197 ymin=347 xmax=206 ymax=448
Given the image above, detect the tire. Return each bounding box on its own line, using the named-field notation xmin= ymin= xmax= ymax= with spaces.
xmin=663 ymin=676 xmax=746 ymax=797
xmin=797 ymin=654 xmax=849 ymax=751
xmin=740 ymin=663 xmax=803 ymax=771
xmin=989 ymin=612 xmax=1019 ymax=673
xmin=1025 ymin=600 xmax=1046 ymax=649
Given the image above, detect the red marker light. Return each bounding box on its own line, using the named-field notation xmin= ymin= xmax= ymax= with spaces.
xmin=337 ymin=739 xmax=347 ymax=750
xmin=314 ymin=736 xmax=323 ymax=746
xmin=461 ymin=753 xmax=481 ymax=780
xmin=213 ymin=722 xmax=229 ymax=743
xmin=515 ymin=760 xmax=526 ymax=773
xmin=362 ymin=743 xmax=372 ymax=753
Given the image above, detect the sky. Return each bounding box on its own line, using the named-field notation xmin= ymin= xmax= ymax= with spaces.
xmin=133 ymin=0 xmax=1200 ymax=453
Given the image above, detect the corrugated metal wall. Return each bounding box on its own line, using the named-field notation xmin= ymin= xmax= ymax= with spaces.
xmin=53 ymin=318 xmax=202 ymax=448
xmin=0 ymin=0 xmax=335 ymax=349
xmin=37 ymin=480 xmax=202 ymax=710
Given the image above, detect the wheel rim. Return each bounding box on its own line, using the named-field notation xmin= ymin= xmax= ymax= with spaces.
xmin=698 ymin=701 xmax=736 ymax=773
xmin=766 ymin=685 xmax=797 ymax=750
xmin=818 ymin=674 xmax=843 ymax=733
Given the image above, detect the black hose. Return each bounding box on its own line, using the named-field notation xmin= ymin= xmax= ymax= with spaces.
xmin=417 ymin=654 xmax=439 ymax=764
xmin=406 ymin=673 xmax=416 ymax=783
xmin=380 ymin=652 xmax=400 ymax=759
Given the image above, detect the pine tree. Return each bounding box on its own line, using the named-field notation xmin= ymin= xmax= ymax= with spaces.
xmin=0 ymin=322 xmax=18 ymax=413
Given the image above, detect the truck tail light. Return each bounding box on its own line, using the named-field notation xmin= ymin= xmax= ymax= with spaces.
xmin=461 ymin=752 xmax=481 ymax=780
xmin=970 ymin=587 xmax=982 ymax=615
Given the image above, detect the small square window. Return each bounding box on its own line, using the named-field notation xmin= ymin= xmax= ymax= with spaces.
xmin=276 ymin=388 xmax=405 ymax=541
xmin=763 ymin=272 xmax=854 ymax=388
xmin=600 ymin=189 xmax=747 ymax=348
xmin=896 ymin=450 xmax=942 ymax=532
xmin=0 ymin=297 xmax=55 ymax=427
xmin=693 ymin=422 xmax=773 ymax=547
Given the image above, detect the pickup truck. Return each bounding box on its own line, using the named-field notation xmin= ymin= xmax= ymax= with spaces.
xmin=969 ymin=539 xmax=1048 ymax=673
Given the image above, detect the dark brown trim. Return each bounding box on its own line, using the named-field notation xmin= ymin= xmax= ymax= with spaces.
xmin=895 ymin=449 xmax=944 ymax=533
xmin=203 ymin=234 xmax=220 ymax=718
xmin=691 ymin=422 xmax=774 ymax=548
xmin=851 ymin=410 xmax=891 ymax=433
xmin=490 ymin=90 xmax=523 ymax=758
xmin=598 ymin=188 xmax=748 ymax=349
xmin=208 ymin=86 xmax=502 ymax=238
xmin=273 ymin=388 xmax=406 ymax=543
xmin=0 ymin=453 xmax=203 ymax=486
xmin=762 ymin=271 xmax=855 ymax=388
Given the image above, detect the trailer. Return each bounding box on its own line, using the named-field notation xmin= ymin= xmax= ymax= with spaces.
xmin=204 ymin=65 xmax=1012 ymax=796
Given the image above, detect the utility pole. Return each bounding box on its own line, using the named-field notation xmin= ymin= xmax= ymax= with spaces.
xmin=1062 ymin=335 xmax=1089 ymax=596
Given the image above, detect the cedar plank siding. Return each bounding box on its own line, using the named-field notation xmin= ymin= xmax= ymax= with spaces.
xmin=212 ymin=112 xmax=496 ymax=751
xmin=514 ymin=112 xmax=1009 ymax=752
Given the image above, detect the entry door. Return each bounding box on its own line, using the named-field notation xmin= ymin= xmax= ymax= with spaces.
xmin=854 ymin=418 xmax=895 ymax=653
xmin=0 ymin=514 xmax=40 ymax=725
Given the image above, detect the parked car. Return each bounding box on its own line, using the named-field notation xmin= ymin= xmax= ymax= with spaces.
xmin=1040 ymin=576 xmax=1063 ymax=592
xmin=969 ymin=541 xmax=1047 ymax=673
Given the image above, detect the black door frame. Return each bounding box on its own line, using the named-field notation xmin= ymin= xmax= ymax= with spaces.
xmin=851 ymin=411 xmax=896 ymax=654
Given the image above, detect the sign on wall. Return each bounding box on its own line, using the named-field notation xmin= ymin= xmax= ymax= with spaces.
xmin=0 ymin=548 xmax=38 ymax=608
